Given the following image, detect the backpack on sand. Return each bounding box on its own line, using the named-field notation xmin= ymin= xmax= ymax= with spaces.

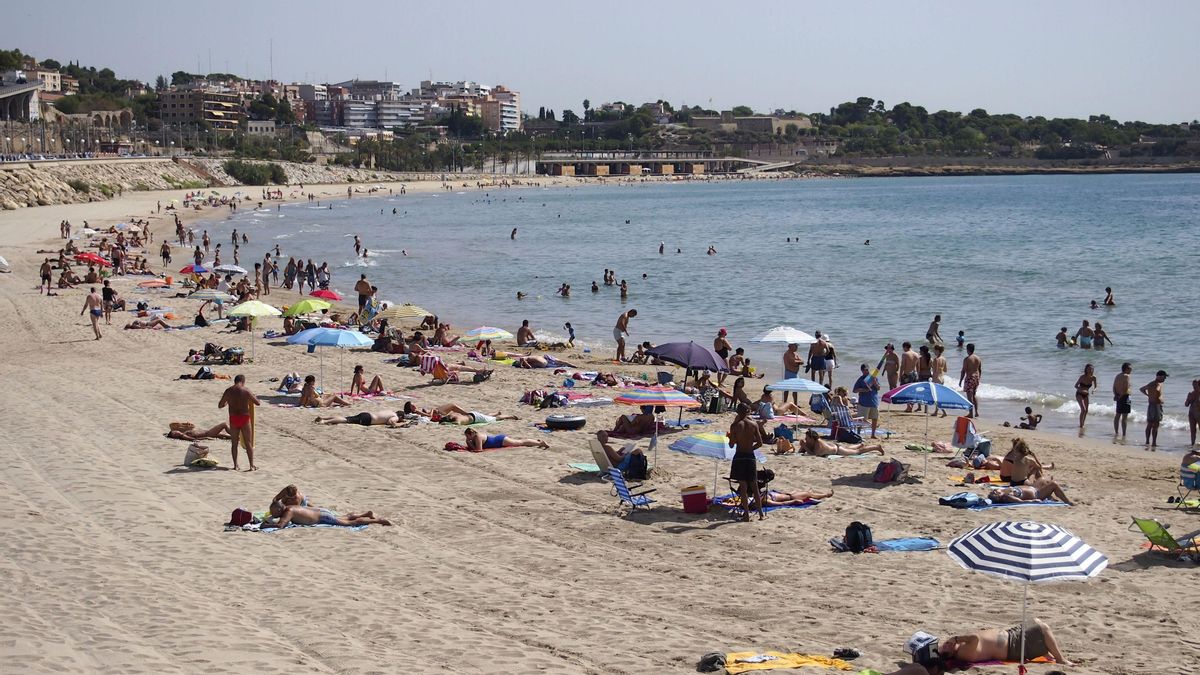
xmin=623 ymin=452 xmax=648 ymax=481
xmin=844 ymin=521 xmax=873 ymax=553
xmin=873 ymin=458 xmax=907 ymax=483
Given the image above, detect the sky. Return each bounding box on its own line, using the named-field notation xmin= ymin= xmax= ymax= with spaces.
xmin=8 ymin=0 xmax=1199 ymax=123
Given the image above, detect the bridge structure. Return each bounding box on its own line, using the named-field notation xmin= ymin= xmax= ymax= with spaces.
xmin=535 ymin=151 xmax=775 ymax=176
xmin=0 ymin=82 xmax=42 ymax=122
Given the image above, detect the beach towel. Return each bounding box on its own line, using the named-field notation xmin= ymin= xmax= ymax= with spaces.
xmin=944 ymin=656 xmax=1053 ymax=669
xmin=723 ymin=651 xmax=854 ymax=674
xmin=968 ymin=500 xmax=1069 ymax=511
xmin=665 ymin=418 xmax=713 ymax=427
xmin=756 ymin=414 xmax=822 ymax=425
xmin=950 ymin=474 xmax=1008 ymax=485
xmin=567 ymin=462 xmax=601 ymax=473
xmin=808 ymin=426 xmax=894 ymax=438
xmin=713 ymin=493 xmax=821 ymax=513
xmin=235 ymin=523 xmax=369 ymax=533
xmin=830 ymin=536 xmax=941 ymax=552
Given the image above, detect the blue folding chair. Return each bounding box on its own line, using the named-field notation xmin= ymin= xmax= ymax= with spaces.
xmin=607 ymin=467 xmax=656 ymax=513
xmin=1177 ymin=466 xmax=1200 ymax=509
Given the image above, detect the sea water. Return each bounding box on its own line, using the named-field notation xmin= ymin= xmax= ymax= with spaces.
xmin=204 ymin=174 xmax=1200 ymax=449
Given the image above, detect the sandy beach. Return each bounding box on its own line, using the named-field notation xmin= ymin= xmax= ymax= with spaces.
xmin=0 ymin=182 xmax=1196 ymax=674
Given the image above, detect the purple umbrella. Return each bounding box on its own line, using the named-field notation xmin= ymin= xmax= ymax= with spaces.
xmin=646 ymin=341 xmax=730 ymax=372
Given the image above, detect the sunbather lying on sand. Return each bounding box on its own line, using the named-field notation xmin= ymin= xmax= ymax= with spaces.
xmin=464 ymin=427 xmax=549 ymax=451
xmin=511 ymin=353 xmax=575 ymax=369
xmin=266 ymin=484 xmax=392 ymax=528
xmin=167 ymin=422 xmax=233 ymax=441
xmin=933 ymin=618 xmax=1072 ymax=667
xmin=350 ymin=365 xmax=386 ymax=395
xmin=400 ymin=401 xmax=516 ymax=425
xmin=988 ymin=481 xmax=1072 ymax=505
xmin=125 ymin=317 xmax=172 ymax=330
xmin=799 ymin=429 xmax=885 ymax=456
xmin=300 ymin=375 xmax=350 ymax=408
xmin=313 ymin=411 xmax=405 ymax=427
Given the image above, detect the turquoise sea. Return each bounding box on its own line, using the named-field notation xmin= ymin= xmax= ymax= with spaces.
xmin=204 ymin=173 xmax=1200 ymax=449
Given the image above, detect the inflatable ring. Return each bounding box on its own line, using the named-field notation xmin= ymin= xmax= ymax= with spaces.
xmin=545 ymin=414 xmax=586 ymax=431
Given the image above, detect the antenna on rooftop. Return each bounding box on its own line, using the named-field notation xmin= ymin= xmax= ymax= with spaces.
xmin=269 ymin=38 xmax=274 ymax=82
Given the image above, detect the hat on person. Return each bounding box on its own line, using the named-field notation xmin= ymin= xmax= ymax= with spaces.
xmin=718 ymin=328 xmax=727 ymax=336
xmin=906 ymin=631 xmax=938 ymax=656
xmin=1157 ymin=370 xmax=1169 ymax=378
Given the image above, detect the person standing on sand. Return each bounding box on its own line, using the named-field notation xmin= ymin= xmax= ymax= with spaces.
xmin=782 ymin=343 xmax=803 ymax=405
xmin=899 ymin=341 xmax=919 ymax=411
xmin=1139 ymin=370 xmax=1168 ymax=450
xmin=853 ymin=363 xmax=881 ymax=438
xmin=959 ymin=343 xmax=982 ymax=418
xmin=193 ymin=246 xmax=203 ymax=266
xmin=81 ymin=287 xmax=103 ymax=339
xmin=1074 ymin=363 xmax=1097 ymax=428
xmin=614 ymin=309 xmax=636 ymax=362
xmin=1185 ymin=379 xmax=1200 ymax=447
xmin=729 ymin=403 xmax=765 ymax=522
xmin=101 ymin=279 xmax=116 ymax=325
xmin=354 ymin=274 xmax=372 ymax=313
xmin=160 ymin=241 xmax=171 ymax=266
xmin=202 ymin=230 xmax=210 ymax=254
xmin=931 ymin=345 xmax=949 ymax=417
xmin=714 ymin=329 xmax=733 ymax=386
xmin=807 ymin=332 xmax=830 ymax=387
xmin=1113 ymin=362 xmax=1132 ymax=438
xmin=39 ymin=258 xmax=53 ymax=295
xmin=218 ymin=374 xmax=260 ymax=471
xmin=882 ymin=343 xmax=900 ymax=391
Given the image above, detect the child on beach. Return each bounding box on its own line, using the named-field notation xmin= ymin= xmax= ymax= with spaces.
xmin=1018 ymin=407 xmax=1042 ymax=429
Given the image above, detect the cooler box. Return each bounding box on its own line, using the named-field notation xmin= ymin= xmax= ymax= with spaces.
xmin=681 ymin=485 xmax=708 ymax=514
xmin=165 ymin=275 xmax=174 ymax=286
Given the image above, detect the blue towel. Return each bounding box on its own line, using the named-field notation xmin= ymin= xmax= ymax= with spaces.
xmin=831 ymin=536 xmax=941 ymax=552
xmin=665 ymin=418 xmax=712 ymax=428
xmin=257 ymin=523 xmax=369 ymax=533
xmin=713 ymin=493 xmax=820 ymax=513
xmin=969 ymin=500 xmax=1069 ymax=510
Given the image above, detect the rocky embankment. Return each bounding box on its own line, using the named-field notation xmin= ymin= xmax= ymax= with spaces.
xmin=0 ymin=158 xmax=409 ymax=210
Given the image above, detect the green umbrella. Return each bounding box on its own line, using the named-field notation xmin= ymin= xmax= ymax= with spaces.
xmin=283 ymin=298 xmax=332 ymax=317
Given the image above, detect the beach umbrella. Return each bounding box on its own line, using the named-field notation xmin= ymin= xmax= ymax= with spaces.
xmin=669 ymin=432 xmax=767 ymax=497
xmin=377 ymin=303 xmax=430 ymax=322
xmin=179 ymin=263 xmax=208 ymax=274
xmin=464 ymin=326 xmax=514 ymax=341
xmin=310 ymin=289 xmax=342 ymax=301
xmin=74 ymin=252 xmax=110 ymax=267
xmin=615 ymin=385 xmax=700 ymax=468
xmin=947 ymin=521 xmax=1107 ymax=674
xmin=188 ymin=289 xmax=235 ymax=302
xmin=765 ymin=378 xmax=828 ymax=393
xmin=228 ymin=300 xmax=282 ymax=361
xmin=646 ymin=341 xmax=730 ymax=373
xmin=287 ymin=327 xmax=372 ymax=387
xmin=883 ymin=380 xmax=973 ymax=473
xmin=214 ymin=264 xmax=248 ymax=275
xmin=749 ymin=326 xmax=817 ymax=344
xmin=283 ymin=298 xmax=332 ymax=317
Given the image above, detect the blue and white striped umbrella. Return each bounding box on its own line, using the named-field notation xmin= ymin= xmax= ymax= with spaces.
xmin=947 ymin=521 xmax=1108 ymax=583
xmin=947 ymin=521 xmax=1106 ymax=671
xmin=765 ymin=378 xmax=828 ymax=393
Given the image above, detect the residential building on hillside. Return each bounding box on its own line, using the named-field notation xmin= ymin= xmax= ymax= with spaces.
xmin=159 ymin=89 xmax=244 ymax=131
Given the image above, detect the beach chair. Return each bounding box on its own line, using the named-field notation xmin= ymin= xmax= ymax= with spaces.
xmin=419 ymin=354 xmax=459 ymax=384
xmin=607 ymin=467 xmax=655 ymax=514
xmin=1177 ymin=466 xmax=1200 ymax=509
xmin=1130 ymin=517 xmax=1200 ymax=560
xmin=951 ymin=416 xmax=989 ymax=464
xmin=827 ymin=400 xmax=865 ymax=444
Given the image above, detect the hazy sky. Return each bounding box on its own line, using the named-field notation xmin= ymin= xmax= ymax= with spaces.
xmin=8 ymin=0 xmax=1199 ymax=122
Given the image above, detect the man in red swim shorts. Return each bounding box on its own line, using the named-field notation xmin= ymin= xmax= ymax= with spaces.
xmin=958 ymin=343 xmax=982 ymax=419
xmin=218 ymin=374 xmax=261 ymax=470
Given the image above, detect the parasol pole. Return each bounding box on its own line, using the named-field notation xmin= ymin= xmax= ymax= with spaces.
xmin=1019 ymin=581 xmax=1029 ymax=675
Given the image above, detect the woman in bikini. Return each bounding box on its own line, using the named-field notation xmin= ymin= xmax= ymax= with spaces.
xmin=463 ymin=427 xmax=549 ymax=451
xmin=999 ymin=438 xmax=1055 ymax=485
xmin=299 ymin=375 xmax=351 ymax=408
xmin=798 ymin=429 xmax=885 ymax=457
xmin=350 ymin=364 xmax=386 ymax=395
xmin=268 ymin=484 xmax=392 ymax=527
xmin=1074 ymin=363 xmax=1097 ymax=428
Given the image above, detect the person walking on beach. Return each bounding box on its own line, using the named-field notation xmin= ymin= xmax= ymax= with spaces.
xmin=218 ymin=374 xmax=261 ymax=471
xmin=882 ymin=343 xmax=899 ymax=391
xmin=853 ymin=363 xmax=881 ymax=438
xmin=1186 ymin=379 xmax=1200 ymax=447
xmin=39 ymin=258 xmax=53 ymax=295
xmin=81 ymin=287 xmax=103 ymax=339
xmin=807 ymin=332 xmax=830 ymax=387
xmin=160 ymin=242 xmax=171 ymax=266
xmin=782 ymin=343 xmax=803 ymax=405
xmin=202 ymin=230 xmax=210 ymax=254
xmin=1139 ymin=370 xmax=1168 ymax=450
xmin=614 ymin=309 xmax=636 ymax=362
xmin=101 ymin=279 xmax=116 ymax=325
xmin=729 ymin=403 xmax=765 ymax=522
xmin=931 ymin=344 xmax=949 ymax=417
xmin=1074 ymin=364 xmax=1097 ymax=428
xmin=959 ymin=343 xmax=982 ymax=418
xmin=1113 ymin=362 xmax=1132 ymax=438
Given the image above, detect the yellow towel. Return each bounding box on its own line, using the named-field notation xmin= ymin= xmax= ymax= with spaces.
xmin=724 ymin=652 xmax=854 ymax=674
xmin=240 ymin=404 xmax=255 ymax=451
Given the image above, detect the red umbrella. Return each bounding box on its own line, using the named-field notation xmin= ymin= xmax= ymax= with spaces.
xmin=310 ymin=289 xmax=342 ymax=301
xmin=179 ymin=263 xmax=209 ymax=274
xmin=75 ymin=253 xmax=111 ymax=267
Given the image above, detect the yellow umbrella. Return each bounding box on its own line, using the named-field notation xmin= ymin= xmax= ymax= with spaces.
xmin=228 ymin=300 xmax=282 ymax=361
xmin=377 ymin=303 xmax=431 ymax=321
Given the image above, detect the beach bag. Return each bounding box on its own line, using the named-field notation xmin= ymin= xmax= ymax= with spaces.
xmin=623 ymin=452 xmax=649 ymax=481
xmin=443 ymin=441 xmax=466 ymax=452
xmin=228 ymin=508 xmax=254 ymax=527
xmin=223 ymin=347 xmax=244 ymax=364
xmin=834 ymin=427 xmax=863 ymax=444
xmin=844 ymin=521 xmax=874 ymax=553
xmin=873 ymin=458 xmax=906 ymax=483
xmin=704 ymin=393 xmax=725 ymax=414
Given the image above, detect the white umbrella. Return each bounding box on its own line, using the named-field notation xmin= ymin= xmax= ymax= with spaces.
xmin=749 ymin=326 xmax=817 ymax=344
xmin=214 ymin=264 xmax=248 ymax=275
xmin=947 ymin=521 xmax=1107 ymax=673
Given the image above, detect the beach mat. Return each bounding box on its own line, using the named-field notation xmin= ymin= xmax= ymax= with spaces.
xmin=830 ymin=536 xmax=941 ymax=552
xmin=969 ymin=500 xmax=1069 ymax=511
xmin=724 ymin=651 xmax=854 ymax=674
xmin=664 ymin=418 xmax=713 ymax=427
xmin=568 ymin=462 xmax=601 ymax=473
xmin=227 ymin=522 xmax=369 ymax=533
xmin=713 ymin=493 xmax=820 ymax=513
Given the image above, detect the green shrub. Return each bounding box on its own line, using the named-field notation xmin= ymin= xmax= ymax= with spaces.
xmin=223 ymin=159 xmax=286 ymax=185
xmin=67 ymin=179 xmax=89 ymax=193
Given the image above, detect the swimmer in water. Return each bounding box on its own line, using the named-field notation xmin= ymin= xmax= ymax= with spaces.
xmin=864 ymin=239 xmax=870 ymax=245
xmin=1090 ymin=300 xmax=1100 ymax=310
xmin=516 ymin=292 xmax=526 ymax=300
xmin=362 ymin=248 xmax=369 ymax=258
xmin=1104 ymin=286 xmax=1115 ymax=306
xmin=511 ymin=227 xmax=517 ymax=240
